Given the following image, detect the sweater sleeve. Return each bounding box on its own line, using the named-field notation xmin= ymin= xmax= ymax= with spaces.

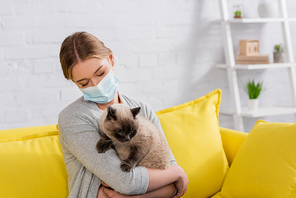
xmin=58 ymin=111 xmax=149 ymax=195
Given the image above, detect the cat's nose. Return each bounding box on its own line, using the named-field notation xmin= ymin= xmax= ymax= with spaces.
xmin=125 ymin=136 xmax=130 ymax=141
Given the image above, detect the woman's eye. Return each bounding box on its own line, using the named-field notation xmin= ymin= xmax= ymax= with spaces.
xmin=96 ymin=71 xmax=105 ymax=77
xmin=81 ymin=81 xmax=89 ymax=87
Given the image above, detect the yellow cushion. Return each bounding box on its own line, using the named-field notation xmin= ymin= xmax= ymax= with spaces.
xmin=0 ymin=128 xmax=68 ymax=198
xmin=213 ymin=120 xmax=296 ymax=198
xmin=156 ymin=89 xmax=229 ymax=198
xmin=0 ymin=124 xmax=59 ymax=140
xmin=219 ymin=127 xmax=248 ymax=166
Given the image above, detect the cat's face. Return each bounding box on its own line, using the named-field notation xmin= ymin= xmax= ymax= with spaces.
xmin=102 ymin=105 xmax=141 ymax=143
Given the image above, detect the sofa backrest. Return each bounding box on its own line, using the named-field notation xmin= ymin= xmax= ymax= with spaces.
xmin=219 ymin=127 xmax=248 ymax=165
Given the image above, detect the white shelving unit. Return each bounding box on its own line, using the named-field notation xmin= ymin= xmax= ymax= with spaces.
xmin=217 ymin=63 xmax=296 ymax=70
xmin=221 ymin=107 xmax=296 ymax=118
xmin=228 ymin=18 xmax=296 ymax=23
xmin=218 ymin=0 xmax=296 ymax=131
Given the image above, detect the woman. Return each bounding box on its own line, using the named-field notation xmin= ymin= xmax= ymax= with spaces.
xmin=58 ymin=31 xmax=188 ymax=198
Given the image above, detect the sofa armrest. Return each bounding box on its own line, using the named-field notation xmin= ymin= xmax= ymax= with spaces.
xmin=219 ymin=127 xmax=248 ymax=166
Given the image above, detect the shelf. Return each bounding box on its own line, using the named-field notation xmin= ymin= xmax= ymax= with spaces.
xmin=218 ymin=0 xmax=296 ymax=131
xmin=220 ymin=107 xmax=296 ymax=118
xmin=216 ymin=63 xmax=296 ymax=70
xmin=226 ymin=18 xmax=296 ymax=23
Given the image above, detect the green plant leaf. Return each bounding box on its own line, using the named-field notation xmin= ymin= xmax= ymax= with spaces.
xmin=234 ymin=10 xmax=241 ymax=16
xmin=243 ymin=79 xmax=264 ymax=99
xmin=274 ymin=44 xmax=284 ymax=53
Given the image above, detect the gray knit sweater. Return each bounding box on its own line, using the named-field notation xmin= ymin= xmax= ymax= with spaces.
xmin=58 ymin=93 xmax=177 ymax=198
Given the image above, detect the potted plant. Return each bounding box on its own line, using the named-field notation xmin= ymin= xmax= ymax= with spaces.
xmin=233 ymin=5 xmax=244 ymax=18
xmin=243 ymin=79 xmax=264 ymax=111
xmin=234 ymin=10 xmax=242 ymax=18
xmin=274 ymin=44 xmax=285 ymax=63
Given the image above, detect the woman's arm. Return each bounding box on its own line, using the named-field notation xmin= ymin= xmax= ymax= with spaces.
xmin=58 ymin=117 xmax=149 ymax=195
xmin=147 ymin=165 xmax=188 ymax=197
xmin=98 ymin=165 xmax=188 ymax=198
xmin=100 ymin=182 xmax=176 ymax=198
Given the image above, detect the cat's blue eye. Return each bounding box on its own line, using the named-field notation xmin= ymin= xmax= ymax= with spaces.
xmin=117 ymin=130 xmax=123 ymax=134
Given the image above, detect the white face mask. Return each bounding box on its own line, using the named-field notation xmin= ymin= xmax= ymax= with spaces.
xmin=79 ymin=70 xmax=119 ymax=104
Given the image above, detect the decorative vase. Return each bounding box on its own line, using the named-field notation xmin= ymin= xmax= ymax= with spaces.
xmin=258 ymin=3 xmax=278 ymax=18
xmin=273 ymin=52 xmax=285 ymax=63
xmin=248 ymin=99 xmax=259 ymax=111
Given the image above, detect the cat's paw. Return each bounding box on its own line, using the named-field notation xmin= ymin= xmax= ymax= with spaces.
xmin=96 ymin=141 xmax=110 ymax=153
xmin=120 ymin=162 xmax=133 ymax=172
xmin=96 ymin=146 xmax=104 ymax=153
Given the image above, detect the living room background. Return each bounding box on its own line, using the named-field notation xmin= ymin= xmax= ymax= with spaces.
xmin=0 ymin=0 xmax=295 ymax=131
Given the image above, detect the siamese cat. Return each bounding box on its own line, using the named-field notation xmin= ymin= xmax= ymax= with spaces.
xmin=96 ymin=104 xmax=171 ymax=172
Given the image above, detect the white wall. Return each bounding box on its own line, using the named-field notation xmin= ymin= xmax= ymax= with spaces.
xmin=0 ymin=0 xmax=295 ymax=132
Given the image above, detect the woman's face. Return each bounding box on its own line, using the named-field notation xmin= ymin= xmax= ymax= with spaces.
xmin=72 ymin=55 xmax=115 ymax=88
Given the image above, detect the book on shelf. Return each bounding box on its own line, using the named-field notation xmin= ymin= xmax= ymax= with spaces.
xmin=235 ymin=54 xmax=270 ymax=64
xmin=236 ymin=60 xmax=270 ymax=64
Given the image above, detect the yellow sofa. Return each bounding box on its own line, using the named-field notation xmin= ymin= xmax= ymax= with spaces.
xmin=2 ymin=89 xmax=295 ymax=197
xmin=0 ymin=124 xmax=247 ymax=198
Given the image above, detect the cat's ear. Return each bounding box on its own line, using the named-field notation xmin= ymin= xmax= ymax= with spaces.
xmin=131 ymin=107 xmax=141 ymax=119
xmin=107 ymin=105 xmax=117 ymax=121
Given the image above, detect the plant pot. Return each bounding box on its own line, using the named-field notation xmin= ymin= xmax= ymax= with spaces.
xmin=258 ymin=3 xmax=278 ymax=18
xmin=248 ymin=99 xmax=259 ymax=111
xmin=233 ymin=5 xmax=244 ymax=18
xmin=274 ymin=52 xmax=285 ymax=63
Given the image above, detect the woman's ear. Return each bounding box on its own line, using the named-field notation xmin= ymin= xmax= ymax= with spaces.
xmin=108 ymin=53 xmax=115 ymax=66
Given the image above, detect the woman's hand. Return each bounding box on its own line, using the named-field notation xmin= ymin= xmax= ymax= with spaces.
xmin=101 ymin=181 xmax=111 ymax=188
xmin=100 ymin=181 xmax=137 ymax=198
xmin=171 ymin=166 xmax=189 ymax=198
xmin=97 ymin=185 xmax=108 ymax=198
xmin=103 ymin=187 xmax=135 ymax=198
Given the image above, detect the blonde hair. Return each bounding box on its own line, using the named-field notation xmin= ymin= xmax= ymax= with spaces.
xmin=59 ymin=31 xmax=112 ymax=80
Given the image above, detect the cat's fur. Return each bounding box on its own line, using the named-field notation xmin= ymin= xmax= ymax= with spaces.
xmin=96 ymin=104 xmax=171 ymax=172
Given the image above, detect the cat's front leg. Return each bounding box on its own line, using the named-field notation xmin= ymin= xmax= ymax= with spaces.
xmin=96 ymin=133 xmax=114 ymax=153
xmin=120 ymin=145 xmax=146 ymax=172
xmin=120 ymin=162 xmax=133 ymax=172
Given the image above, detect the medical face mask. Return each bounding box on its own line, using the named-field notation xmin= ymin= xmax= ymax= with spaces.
xmin=79 ymin=69 xmax=119 ymax=104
